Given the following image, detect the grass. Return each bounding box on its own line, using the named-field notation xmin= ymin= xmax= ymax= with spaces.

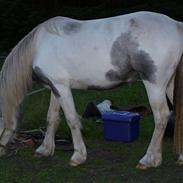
xmin=0 ymin=81 xmax=182 ymax=183
xmin=0 ymin=58 xmax=180 ymax=182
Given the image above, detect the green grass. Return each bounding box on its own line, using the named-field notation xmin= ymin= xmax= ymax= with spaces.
xmin=0 ymin=81 xmax=182 ymax=183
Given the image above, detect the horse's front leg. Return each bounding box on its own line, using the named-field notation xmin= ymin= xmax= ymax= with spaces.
xmin=54 ymin=84 xmax=87 ymax=166
xmin=137 ymin=82 xmax=170 ymax=169
xmin=35 ymin=92 xmax=60 ymax=157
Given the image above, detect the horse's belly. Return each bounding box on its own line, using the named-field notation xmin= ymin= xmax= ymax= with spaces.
xmin=69 ymin=77 xmax=122 ymax=90
xmin=68 ymin=67 xmax=121 ymax=89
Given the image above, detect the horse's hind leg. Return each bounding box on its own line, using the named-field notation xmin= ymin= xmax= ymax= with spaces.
xmin=137 ymin=81 xmax=170 ymax=169
xmin=35 ymin=92 xmax=60 ymax=157
xmin=54 ymin=84 xmax=87 ymax=166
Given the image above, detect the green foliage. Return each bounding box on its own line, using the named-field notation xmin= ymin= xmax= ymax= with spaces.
xmin=0 ymin=81 xmax=181 ymax=182
xmin=0 ymin=82 xmax=183 ymax=183
xmin=21 ymin=82 xmax=148 ymax=137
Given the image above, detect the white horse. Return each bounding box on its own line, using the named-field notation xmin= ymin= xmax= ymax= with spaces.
xmin=0 ymin=11 xmax=183 ymax=170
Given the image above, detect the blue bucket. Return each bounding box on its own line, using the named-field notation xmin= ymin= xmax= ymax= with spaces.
xmin=102 ymin=111 xmax=140 ymax=142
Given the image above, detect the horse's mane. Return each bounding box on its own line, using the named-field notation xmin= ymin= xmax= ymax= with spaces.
xmin=0 ymin=27 xmax=38 ymax=125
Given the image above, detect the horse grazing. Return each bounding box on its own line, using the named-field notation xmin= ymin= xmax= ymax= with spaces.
xmin=0 ymin=11 xmax=183 ymax=169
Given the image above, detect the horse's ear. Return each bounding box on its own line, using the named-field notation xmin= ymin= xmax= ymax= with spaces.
xmin=174 ymin=54 xmax=183 ymax=154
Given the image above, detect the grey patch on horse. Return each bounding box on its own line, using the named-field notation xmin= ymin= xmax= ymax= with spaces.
xmin=105 ymin=69 xmax=122 ymax=81
xmin=106 ymin=32 xmax=157 ymax=83
xmin=129 ymin=18 xmax=139 ymax=28
xmin=33 ymin=67 xmax=60 ymax=97
xmin=131 ymin=50 xmax=157 ymax=82
xmin=63 ymin=22 xmax=82 ymax=34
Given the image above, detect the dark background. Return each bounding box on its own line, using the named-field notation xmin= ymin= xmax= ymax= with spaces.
xmin=0 ymin=0 xmax=183 ymax=52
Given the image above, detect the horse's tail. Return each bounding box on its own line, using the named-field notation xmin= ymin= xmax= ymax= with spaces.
xmin=0 ymin=27 xmax=38 ymax=126
xmin=174 ymin=53 xmax=183 ymax=154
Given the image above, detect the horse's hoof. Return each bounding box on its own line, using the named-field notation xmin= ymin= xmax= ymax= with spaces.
xmin=34 ymin=152 xmax=45 ymax=158
xmin=177 ymin=160 xmax=183 ymax=166
xmin=136 ymin=163 xmax=148 ymax=170
xmin=35 ymin=144 xmax=55 ymax=157
xmin=69 ymin=160 xmax=80 ymax=167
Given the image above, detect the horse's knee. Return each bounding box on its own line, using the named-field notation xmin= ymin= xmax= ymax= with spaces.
xmin=155 ymin=122 xmax=167 ymax=130
xmin=66 ymin=115 xmax=82 ymax=130
xmin=47 ymin=113 xmax=59 ymax=123
xmin=68 ymin=121 xmax=81 ymax=130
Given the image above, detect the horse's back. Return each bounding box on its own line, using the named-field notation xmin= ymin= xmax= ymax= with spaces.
xmin=42 ymin=11 xmax=178 ymax=35
xmin=33 ymin=11 xmax=183 ymax=89
xmin=39 ymin=11 xmax=181 ymax=56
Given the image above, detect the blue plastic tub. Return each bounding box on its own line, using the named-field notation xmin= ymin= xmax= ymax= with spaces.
xmin=102 ymin=111 xmax=140 ymax=142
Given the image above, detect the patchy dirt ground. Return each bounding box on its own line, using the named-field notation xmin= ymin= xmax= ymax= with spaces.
xmin=1 ymin=138 xmax=183 ymax=183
